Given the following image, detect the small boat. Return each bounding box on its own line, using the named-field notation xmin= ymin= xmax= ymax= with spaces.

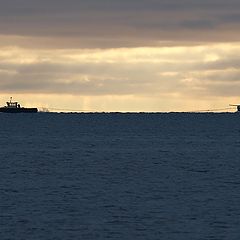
xmin=0 ymin=97 xmax=38 ymax=113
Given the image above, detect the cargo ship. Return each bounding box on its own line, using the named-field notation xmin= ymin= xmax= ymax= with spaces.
xmin=0 ymin=98 xmax=38 ymax=113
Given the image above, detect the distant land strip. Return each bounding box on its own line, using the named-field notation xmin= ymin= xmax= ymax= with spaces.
xmin=189 ymin=107 xmax=235 ymax=113
xmin=40 ymin=107 xmax=92 ymax=112
xmin=37 ymin=106 xmax=236 ymax=113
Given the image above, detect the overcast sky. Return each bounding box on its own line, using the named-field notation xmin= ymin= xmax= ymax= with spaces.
xmin=0 ymin=0 xmax=240 ymax=111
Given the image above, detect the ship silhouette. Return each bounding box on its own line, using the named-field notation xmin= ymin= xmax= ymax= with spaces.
xmin=0 ymin=97 xmax=38 ymax=113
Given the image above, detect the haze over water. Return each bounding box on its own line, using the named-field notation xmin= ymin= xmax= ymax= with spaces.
xmin=0 ymin=113 xmax=239 ymax=239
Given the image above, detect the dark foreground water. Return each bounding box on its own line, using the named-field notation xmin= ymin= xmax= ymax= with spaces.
xmin=0 ymin=113 xmax=240 ymax=240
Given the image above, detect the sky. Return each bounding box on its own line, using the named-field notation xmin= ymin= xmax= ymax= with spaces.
xmin=1 ymin=0 xmax=240 ymax=112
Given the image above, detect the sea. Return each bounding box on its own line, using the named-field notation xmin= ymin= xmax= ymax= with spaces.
xmin=0 ymin=113 xmax=240 ymax=240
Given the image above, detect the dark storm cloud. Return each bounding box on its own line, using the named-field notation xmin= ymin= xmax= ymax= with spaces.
xmin=1 ymin=0 xmax=240 ymax=47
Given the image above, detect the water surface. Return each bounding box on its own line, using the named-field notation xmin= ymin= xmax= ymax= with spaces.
xmin=0 ymin=113 xmax=240 ymax=239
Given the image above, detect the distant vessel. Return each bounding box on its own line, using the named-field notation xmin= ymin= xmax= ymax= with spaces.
xmin=0 ymin=97 xmax=38 ymax=113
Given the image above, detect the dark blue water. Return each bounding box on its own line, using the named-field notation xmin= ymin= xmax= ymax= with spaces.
xmin=1 ymin=113 xmax=240 ymax=239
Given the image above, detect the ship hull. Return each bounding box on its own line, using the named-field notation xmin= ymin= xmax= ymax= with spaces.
xmin=0 ymin=107 xmax=38 ymax=113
